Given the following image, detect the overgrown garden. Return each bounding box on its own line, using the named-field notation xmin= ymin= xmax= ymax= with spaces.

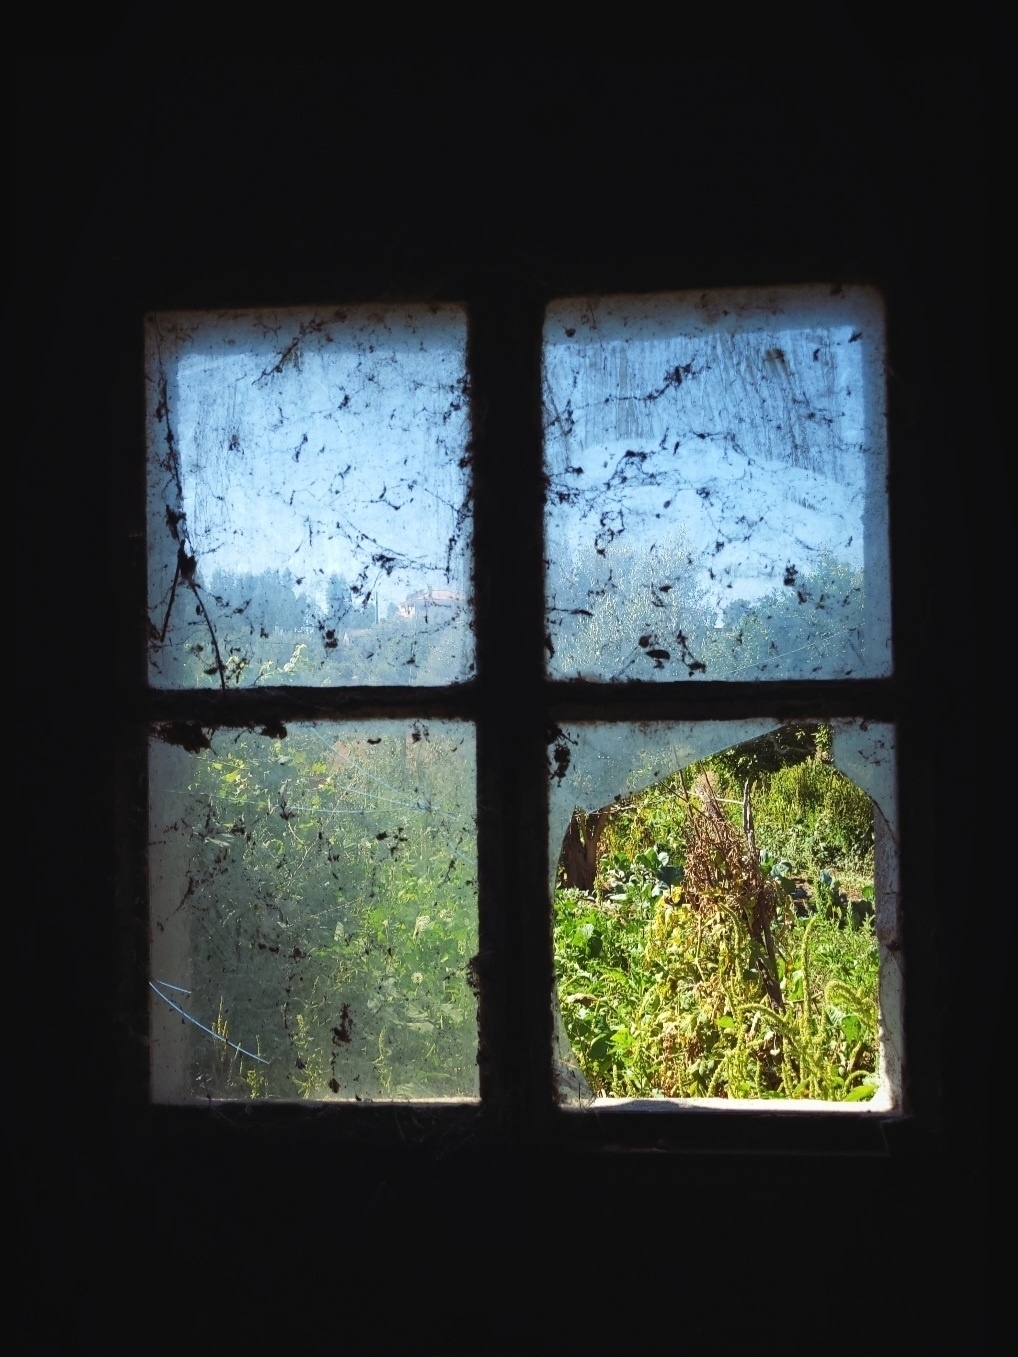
xmin=553 ymin=724 xmax=882 ymax=1101
xmin=151 ymin=720 xmax=479 ymax=1100
xmin=153 ymin=708 xmax=882 ymax=1105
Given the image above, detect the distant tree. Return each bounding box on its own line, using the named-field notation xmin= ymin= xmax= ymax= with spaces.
xmin=548 ymin=538 xmax=714 ymax=680
xmin=709 ymin=722 xmax=829 ymax=787
xmin=207 ymin=568 xmax=305 ymax=635
xmin=324 ymin=573 xmax=352 ymax=626
xmin=702 ymin=555 xmax=866 ymax=680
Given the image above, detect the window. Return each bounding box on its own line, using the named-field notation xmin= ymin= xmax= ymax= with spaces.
xmin=540 ymin=288 xmax=901 ymax=1114
xmin=146 ymin=305 xmax=480 ymax=1102
xmin=140 ymin=285 xmax=904 ymax=1146
xmin=22 ymin=33 xmax=987 ymax=1355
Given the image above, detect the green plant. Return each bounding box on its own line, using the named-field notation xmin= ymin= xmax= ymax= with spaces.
xmin=751 ymin=757 xmax=874 ymax=877
xmin=170 ymin=723 xmax=479 ymax=1100
xmin=553 ymin=733 xmax=880 ymax=1102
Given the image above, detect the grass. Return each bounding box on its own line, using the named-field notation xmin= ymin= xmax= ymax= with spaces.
xmin=553 ymin=731 xmax=881 ymax=1102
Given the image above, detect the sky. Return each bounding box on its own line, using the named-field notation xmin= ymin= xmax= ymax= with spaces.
xmin=147 ymin=306 xmax=471 ymax=616
xmin=543 ymin=292 xmax=884 ymax=619
xmin=147 ymin=288 xmax=888 ymax=636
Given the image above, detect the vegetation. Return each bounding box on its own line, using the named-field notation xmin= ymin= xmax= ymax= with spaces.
xmin=155 ymin=602 xmax=880 ymax=1106
xmin=549 ymin=546 xmax=868 ymax=681
xmin=153 ymin=720 xmax=478 ymax=1100
xmin=163 ymin=566 xmax=470 ymax=688
xmin=553 ymin=724 xmax=881 ymax=1101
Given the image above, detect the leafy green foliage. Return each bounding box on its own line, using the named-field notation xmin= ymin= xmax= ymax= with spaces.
xmin=553 ymin=727 xmax=880 ymax=1101
xmin=168 ymin=724 xmax=478 ymax=1100
xmin=708 ymin=721 xmax=830 ymax=784
xmin=749 ymin=757 xmax=874 ymax=877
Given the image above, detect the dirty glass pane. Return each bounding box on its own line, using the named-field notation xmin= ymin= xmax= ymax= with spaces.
xmin=549 ymin=720 xmax=899 ymax=1108
xmin=146 ymin=306 xmax=471 ymax=687
xmin=149 ymin=722 xmax=477 ymax=1101
xmin=544 ymin=287 xmax=891 ymax=680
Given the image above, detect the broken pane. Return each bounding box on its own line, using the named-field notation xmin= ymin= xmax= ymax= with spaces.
xmin=146 ymin=306 xmax=471 ymax=688
xmin=549 ymin=720 xmax=900 ymax=1107
xmin=149 ymin=721 xmax=478 ymax=1101
xmin=544 ymin=287 xmax=891 ymax=680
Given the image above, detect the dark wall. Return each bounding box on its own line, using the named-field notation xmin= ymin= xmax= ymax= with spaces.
xmin=17 ymin=14 xmax=997 ymax=1352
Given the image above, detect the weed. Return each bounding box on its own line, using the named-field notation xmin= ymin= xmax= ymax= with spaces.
xmin=554 ymin=728 xmax=880 ymax=1101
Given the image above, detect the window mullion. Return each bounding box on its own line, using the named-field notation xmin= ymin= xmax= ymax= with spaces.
xmin=468 ymin=286 xmax=555 ymax=1135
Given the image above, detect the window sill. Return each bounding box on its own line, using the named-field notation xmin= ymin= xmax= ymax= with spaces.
xmin=137 ymin=1093 xmax=911 ymax=1157
xmin=584 ymin=1093 xmax=897 ymax=1113
xmin=554 ymin=1100 xmax=912 ymax=1156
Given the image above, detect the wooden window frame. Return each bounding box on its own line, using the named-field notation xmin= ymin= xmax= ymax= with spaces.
xmin=120 ymin=281 xmax=924 ymax=1157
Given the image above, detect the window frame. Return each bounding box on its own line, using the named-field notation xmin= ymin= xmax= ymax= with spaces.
xmin=124 ymin=281 xmax=920 ymax=1157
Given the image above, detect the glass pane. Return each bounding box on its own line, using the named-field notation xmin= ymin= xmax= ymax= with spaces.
xmin=146 ymin=306 xmax=471 ymax=687
xmin=549 ymin=720 xmax=900 ymax=1107
xmin=544 ymin=287 xmax=891 ymax=680
xmin=149 ymin=722 xmax=478 ymax=1102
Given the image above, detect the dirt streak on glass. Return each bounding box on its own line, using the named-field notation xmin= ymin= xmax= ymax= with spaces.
xmin=146 ymin=306 xmax=472 ymax=689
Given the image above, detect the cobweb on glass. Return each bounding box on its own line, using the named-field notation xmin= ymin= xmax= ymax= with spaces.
xmin=146 ymin=306 xmax=472 ymax=688
xmin=544 ymin=287 xmax=890 ymax=681
xmin=149 ymin=721 xmax=478 ymax=1102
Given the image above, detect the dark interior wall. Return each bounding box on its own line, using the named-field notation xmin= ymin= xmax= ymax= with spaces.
xmin=17 ymin=14 xmax=998 ymax=1352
